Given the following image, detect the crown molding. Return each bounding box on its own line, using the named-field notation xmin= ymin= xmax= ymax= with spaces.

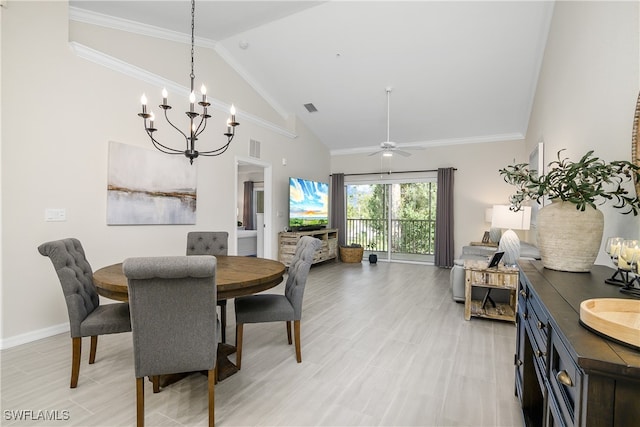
xmin=330 ymin=133 xmax=525 ymax=156
xmin=69 ymin=6 xmax=291 ymax=121
xmin=70 ymin=42 xmax=297 ymax=139
xmin=69 ymin=6 xmax=216 ymax=49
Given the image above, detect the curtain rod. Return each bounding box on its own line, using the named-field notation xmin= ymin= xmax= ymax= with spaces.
xmin=330 ymin=168 xmax=457 ymax=177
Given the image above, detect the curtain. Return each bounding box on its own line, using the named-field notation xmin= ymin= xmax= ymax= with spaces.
xmin=243 ymin=181 xmax=254 ymax=230
xmin=330 ymin=173 xmax=346 ymax=247
xmin=434 ymin=167 xmax=454 ymax=267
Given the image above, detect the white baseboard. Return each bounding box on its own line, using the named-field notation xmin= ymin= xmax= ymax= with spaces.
xmin=0 ymin=323 xmax=69 ymax=350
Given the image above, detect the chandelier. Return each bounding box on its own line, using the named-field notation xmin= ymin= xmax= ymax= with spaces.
xmin=137 ymin=0 xmax=239 ymax=164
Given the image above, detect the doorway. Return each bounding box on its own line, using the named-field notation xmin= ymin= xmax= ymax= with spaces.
xmin=235 ymin=157 xmax=272 ymax=259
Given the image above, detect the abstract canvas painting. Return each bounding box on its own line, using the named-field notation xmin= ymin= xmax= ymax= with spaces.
xmin=107 ymin=141 xmax=197 ymax=225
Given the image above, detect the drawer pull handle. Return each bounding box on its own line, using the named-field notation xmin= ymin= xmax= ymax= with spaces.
xmin=537 ymin=321 xmax=545 ymax=330
xmin=519 ymin=290 xmax=527 ymax=297
xmin=556 ymin=370 xmax=573 ymax=387
xmin=516 ymin=359 xmax=523 ymax=366
xmin=523 ymin=312 xmax=528 ymax=320
xmin=535 ymin=350 xmax=544 ymax=358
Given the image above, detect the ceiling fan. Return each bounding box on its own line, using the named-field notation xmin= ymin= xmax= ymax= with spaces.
xmin=368 ymin=88 xmax=419 ymax=158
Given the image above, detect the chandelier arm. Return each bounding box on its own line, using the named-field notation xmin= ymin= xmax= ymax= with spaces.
xmin=161 ymin=108 xmax=189 ymax=141
xmin=145 ymin=129 xmax=187 ymax=154
xmin=198 ymin=134 xmax=234 ymax=156
xmin=194 ymin=116 xmax=207 ymax=136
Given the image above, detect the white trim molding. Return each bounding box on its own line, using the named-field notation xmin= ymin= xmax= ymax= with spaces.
xmin=69 ymin=6 xmax=294 ymax=132
xmin=1 ymin=323 xmax=69 ymax=350
xmin=69 ymin=42 xmax=297 ymax=139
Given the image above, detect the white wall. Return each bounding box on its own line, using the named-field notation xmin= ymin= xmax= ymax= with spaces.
xmin=1 ymin=2 xmax=329 ymax=345
xmin=525 ymin=0 xmax=640 ymax=266
xmin=331 ymin=139 xmax=527 ymax=259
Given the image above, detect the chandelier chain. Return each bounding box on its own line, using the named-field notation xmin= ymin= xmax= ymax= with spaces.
xmin=190 ymin=0 xmax=195 ymax=86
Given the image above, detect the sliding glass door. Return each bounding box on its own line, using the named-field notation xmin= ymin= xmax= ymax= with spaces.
xmin=345 ymin=179 xmax=436 ymax=263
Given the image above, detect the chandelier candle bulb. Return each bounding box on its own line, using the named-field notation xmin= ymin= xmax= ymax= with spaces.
xmin=162 ymin=88 xmax=168 ymax=105
xmin=230 ymin=104 xmax=236 ymax=123
xmin=201 ymin=85 xmax=207 ymax=103
xmin=226 ymin=118 xmax=232 ymax=134
xmin=189 ymin=92 xmax=195 ymax=112
xmin=140 ymin=94 xmax=147 ymax=114
xmin=149 ymin=112 xmax=154 ymax=129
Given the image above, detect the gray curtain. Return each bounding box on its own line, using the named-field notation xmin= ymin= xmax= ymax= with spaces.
xmin=243 ymin=181 xmax=254 ymax=230
xmin=330 ymin=173 xmax=346 ymax=247
xmin=435 ymin=167 xmax=454 ymax=267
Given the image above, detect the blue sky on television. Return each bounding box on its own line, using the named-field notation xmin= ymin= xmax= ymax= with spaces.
xmin=289 ymin=178 xmax=329 ymax=218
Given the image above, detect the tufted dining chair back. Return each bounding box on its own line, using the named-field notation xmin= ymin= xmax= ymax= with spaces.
xmin=123 ymin=255 xmax=218 ymax=427
xmin=186 ymin=231 xmax=229 ymax=256
xmin=234 ymin=236 xmax=321 ymax=368
xmin=38 ymin=238 xmax=131 ymax=388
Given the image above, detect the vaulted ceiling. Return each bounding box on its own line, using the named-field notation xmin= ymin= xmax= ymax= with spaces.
xmin=70 ymin=1 xmax=555 ymax=156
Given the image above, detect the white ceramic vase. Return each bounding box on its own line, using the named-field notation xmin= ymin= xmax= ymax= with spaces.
xmin=536 ymin=201 xmax=604 ymax=272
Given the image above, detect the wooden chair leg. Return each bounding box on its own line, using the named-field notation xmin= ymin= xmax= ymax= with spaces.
xmin=89 ymin=336 xmax=98 ymax=364
xmin=71 ymin=337 xmax=81 ymax=388
xmin=235 ymin=323 xmax=243 ymax=370
xmin=152 ymin=376 xmax=160 ymax=393
xmin=286 ymin=321 xmax=292 ymax=345
xmin=208 ymin=368 xmax=215 ymax=427
xmin=218 ymin=300 xmax=227 ymax=343
xmin=294 ymin=320 xmax=302 ymax=363
xmin=136 ymin=377 xmax=145 ymax=427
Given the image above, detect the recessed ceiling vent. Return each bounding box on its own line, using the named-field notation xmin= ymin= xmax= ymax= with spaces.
xmin=303 ymin=103 xmax=318 ymax=113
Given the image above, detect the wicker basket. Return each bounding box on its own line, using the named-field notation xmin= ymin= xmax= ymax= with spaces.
xmin=339 ymin=246 xmax=364 ymax=263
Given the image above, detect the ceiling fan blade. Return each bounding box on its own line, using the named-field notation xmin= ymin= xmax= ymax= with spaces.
xmin=395 ymin=150 xmax=411 ymax=157
xmin=368 ymin=150 xmax=383 ymax=156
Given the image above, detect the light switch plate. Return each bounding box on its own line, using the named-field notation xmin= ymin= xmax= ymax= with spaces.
xmin=45 ymin=208 xmax=66 ymax=222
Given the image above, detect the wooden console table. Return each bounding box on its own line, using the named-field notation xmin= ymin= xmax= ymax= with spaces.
xmin=516 ymin=260 xmax=640 ymax=427
xmin=278 ymin=228 xmax=338 ymax=266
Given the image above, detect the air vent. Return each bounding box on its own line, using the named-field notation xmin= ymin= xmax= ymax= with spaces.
xmin=303 ymin=103 xmax=318 ymax=113
xmin=249 ymin=139 xmax=261 ymax=159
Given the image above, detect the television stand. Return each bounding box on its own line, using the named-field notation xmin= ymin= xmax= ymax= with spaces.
xmin=278 ymin=228 xmax=338 ymax=266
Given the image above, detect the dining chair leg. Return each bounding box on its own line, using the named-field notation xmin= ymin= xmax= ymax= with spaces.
xmin=152 ymin=376 xmax=160 ymax=393
xmin=136 ymin=377 xmax=145 ymax=427
xmin=235 ymin=323 xmax=243 ymax=370
xmin=208 ymin=368 xmax=215 ymax=427
xmin=294 ymin=320 xmax=302 ymax=363
xmin=89 ymin=336 xmax=98 ymax=364
xmin=71 ymin=337 xmax=81 ymax=388
xmin=218 ymin=300 xmax=227 ymax=343
xmin=286 ymin=321 xmax=292 ymax=345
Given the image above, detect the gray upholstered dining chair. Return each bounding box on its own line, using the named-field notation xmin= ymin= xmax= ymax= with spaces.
xmin=234 ymin=236 xmax=321 ymax=368
xmin=186 ymin=231 xmax=229 ymax=341
xmin=123 ymin=255 xmax=218 ymax=427
xmin=38 ymin=238 xmax=132 ymax=388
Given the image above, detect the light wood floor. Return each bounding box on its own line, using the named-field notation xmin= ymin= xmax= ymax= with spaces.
xmin=1 ymin=261 xmax=524 ymax=426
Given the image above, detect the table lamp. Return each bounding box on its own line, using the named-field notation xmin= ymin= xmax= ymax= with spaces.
xmin=485 ymin=207 xmax=501 ymax=243
xmin=491 ymin=205 xmax=532 ymax=266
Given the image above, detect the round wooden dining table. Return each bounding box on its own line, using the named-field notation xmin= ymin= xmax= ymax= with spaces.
xmin=93 ymin=255 xmax=286 ymax=302
xmin=93 ymin=255 xmax=286 ymax=381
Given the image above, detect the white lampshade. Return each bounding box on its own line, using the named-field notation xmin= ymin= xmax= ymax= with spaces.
xmin=491 ymin=205 xmax=531 ymax=230
xmin=485 ymin=207 xmax=493 ymax=223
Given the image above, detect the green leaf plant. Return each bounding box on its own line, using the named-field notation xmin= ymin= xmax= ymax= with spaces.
xmin=499 ymin=149 xmax=640 ymax=215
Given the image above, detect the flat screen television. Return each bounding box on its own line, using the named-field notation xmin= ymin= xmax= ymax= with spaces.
xmin=289 ymin=177 xmax=329 ymax=231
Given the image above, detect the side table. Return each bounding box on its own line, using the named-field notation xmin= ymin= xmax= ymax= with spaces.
xmin=464 ymin=259 xmax=519 ymax=322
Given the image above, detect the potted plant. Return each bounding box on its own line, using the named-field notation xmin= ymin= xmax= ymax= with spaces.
xmin=499 ymin=149 xmax=640 ymax=272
